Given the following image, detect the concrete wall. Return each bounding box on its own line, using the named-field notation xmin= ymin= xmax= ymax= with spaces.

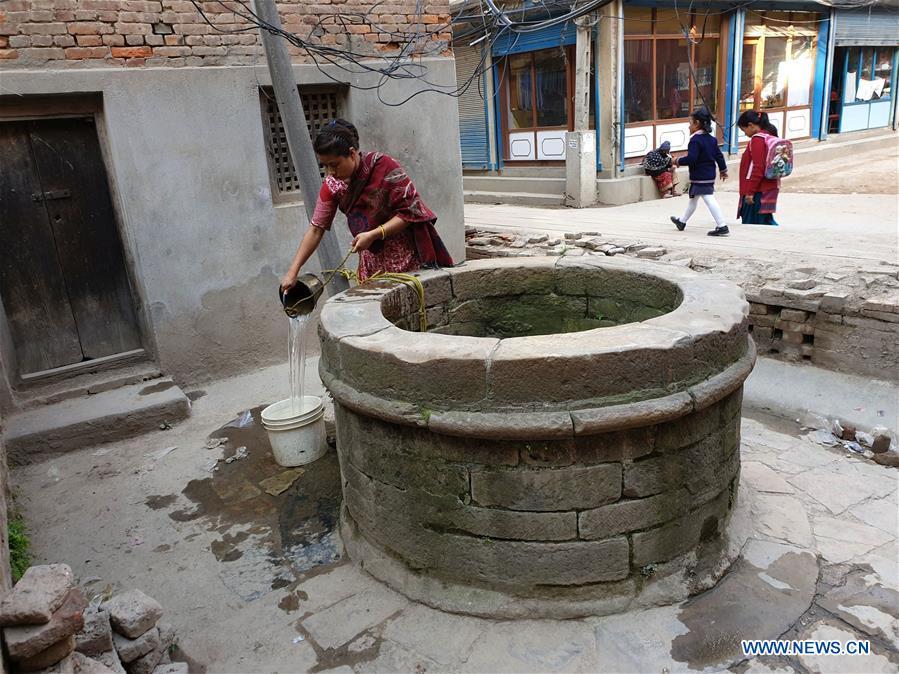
xmin=0 ymin=59 xmax=464 ymax=395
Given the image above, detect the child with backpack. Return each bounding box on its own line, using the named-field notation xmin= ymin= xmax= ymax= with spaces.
xmin=736 ymin=110 xmax=791 ymax=226
xmin=670 ymin=107 xmax=730 ymax=237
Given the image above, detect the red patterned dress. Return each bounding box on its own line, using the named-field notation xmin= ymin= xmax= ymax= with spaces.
xmin=310 ymin=152 xmax=453 ymax=281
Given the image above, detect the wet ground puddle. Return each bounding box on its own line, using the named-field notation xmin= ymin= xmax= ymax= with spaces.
xmin=147 ymin=406 xmax=342 ymax=601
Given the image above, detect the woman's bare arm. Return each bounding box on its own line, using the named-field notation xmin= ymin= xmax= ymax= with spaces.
xmin=281 ymin=226 xmax=326 ymax=291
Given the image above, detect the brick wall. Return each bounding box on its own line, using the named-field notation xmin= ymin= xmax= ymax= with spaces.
xmin=0 ymin=0 xmax=451 ymax=68
xmin=747 ymin=289 xmax=899 ymax=381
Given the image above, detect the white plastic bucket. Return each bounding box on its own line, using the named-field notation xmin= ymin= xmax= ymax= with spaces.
xmin=261 ymin=396 xmax=328 ymax=467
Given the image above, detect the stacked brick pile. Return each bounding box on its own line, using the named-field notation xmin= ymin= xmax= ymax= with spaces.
xmin=747 ymin=305 xmax=815 ymax=361
xmin=0 ymin=564 xmax=182 ymax=674
xmin=0 ymin=0 xmax=451 ymax=68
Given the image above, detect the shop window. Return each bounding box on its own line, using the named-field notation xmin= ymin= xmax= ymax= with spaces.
xmin=534 ymin=49 xmax=568 ymax=127
xmin=623 ymin=7 xmax=721 ymax=124
xmin=760 ymin=37 xmax=788 ymax=109
xmin=502 ymin=47 xmax=572 ymax=131
xmin=787 ymin=37 xmax=814 ymax=106
xmin=656 ymin=39 xmax=691 ymax=120
xmin=508 ymin=54 xmax=533 ymax=129
xmin=740 ymin=12 xmax=818 ymax=113
xmin=844 ymin=47 xmax=860 ymax=104
xmin=861 ymin=48 xmax=875 ymax=80
xmin=624 ymin=40 xmax=653 ymax=123
xmin=693 ymin=39 xmax=719 ymax=110
xmin=875 ymin=50 xmax=893 ymax=98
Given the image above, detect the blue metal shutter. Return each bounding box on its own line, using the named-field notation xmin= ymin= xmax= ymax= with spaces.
xmin=492 ymin=22 xmax=577 ymax=57
xmin=834 ymin=9 xmax=899 ymax=47
xmin=455 ymin=44 xmax=490 ymax=169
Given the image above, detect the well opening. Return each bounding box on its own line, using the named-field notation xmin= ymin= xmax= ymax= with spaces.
xmin=381 ymin=265 xmax=684 ymax=338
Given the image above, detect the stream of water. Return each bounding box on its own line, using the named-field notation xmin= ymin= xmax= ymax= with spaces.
xmin=288 ymin=315 xmax=309 ymax=415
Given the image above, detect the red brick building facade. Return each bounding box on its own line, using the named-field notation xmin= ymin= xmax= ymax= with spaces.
xmin=0 ymin=0 xmax=451 ymax=68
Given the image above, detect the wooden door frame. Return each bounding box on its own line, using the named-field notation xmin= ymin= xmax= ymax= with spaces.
xmin=0 ymin=94 xmax=156 ymax=386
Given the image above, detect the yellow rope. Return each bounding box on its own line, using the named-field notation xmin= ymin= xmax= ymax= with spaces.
xmin=324 ymin=249 xmax=428 ymax=332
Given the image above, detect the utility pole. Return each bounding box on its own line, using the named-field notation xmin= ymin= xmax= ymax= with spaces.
xmin=253 ymin=0 xmax=348 ymax=291
xmin=565 ymin=15 xmax=597 ymax=208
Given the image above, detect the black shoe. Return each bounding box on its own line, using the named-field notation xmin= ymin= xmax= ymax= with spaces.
xmin=671 ymin=216 xmax=687 ymax=231
xmin=707 ymin=226 xmax=730 ymax=237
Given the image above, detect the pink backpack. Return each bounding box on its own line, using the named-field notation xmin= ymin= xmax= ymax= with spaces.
xmin=753 ymin=132 xmax=793 ymax=180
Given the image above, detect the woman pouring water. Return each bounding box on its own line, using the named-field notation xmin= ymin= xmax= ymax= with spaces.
xmin=279 ymin=119 xmax=454 ymax=292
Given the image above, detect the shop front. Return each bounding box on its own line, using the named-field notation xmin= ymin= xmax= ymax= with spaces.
xmin=492 ymin=24 xmax=595 ymax=163
xmin=828 ymin=8 xmax=898 ymax=134
xmin=623 ymin=6 xmax=727 ymax=159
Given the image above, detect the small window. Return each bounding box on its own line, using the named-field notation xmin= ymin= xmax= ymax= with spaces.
xmin=260 ymin=87 xmax=344 ymax=203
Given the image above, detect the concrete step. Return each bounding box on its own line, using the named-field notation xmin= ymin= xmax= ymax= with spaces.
xmin=466 ymin=166 xmax=566 ymax=179
xmin=464 ymin=175 xmax=565 ymax=194
xmin=464 ymin=190 xmax=564 ymax=207
xmin=14 ymin=360 xmax=164 ymax=410
xmin=3 ymin=377 xmax=191 ymax=465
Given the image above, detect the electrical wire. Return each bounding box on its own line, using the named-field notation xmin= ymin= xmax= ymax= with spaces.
xmin=190 ymin=0 xmax=889 ymax=109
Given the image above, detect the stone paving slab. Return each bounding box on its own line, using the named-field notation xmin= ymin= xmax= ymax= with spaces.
xmin=300 ymin=586 xmax=407 ymax=651
xmin=381 ymin=604 xmax=486 ymax=666
xmin=464 ymin=620 xmax=600 ymax=673
xmin=812 ymin=515 xmax=894 ymax=564
xmin=787 ymin=461 xmax=896 ymax=514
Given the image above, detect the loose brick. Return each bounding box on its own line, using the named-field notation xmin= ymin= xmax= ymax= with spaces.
xmin=111 ymin=45 xmax=151 ymax=58
xmin=4 ymin=589 xmax=87 ymax=661
xmin=153 ymin=47 xmax=190 ymax=57
xmin=779 ymin=308 xmax=808 ymax=322
xmin=76 ymin=34 xmax=103 ymax=46
xmin=101 ymin=591 xmax=161 ymax=639
xmin=65 ymin=46 xmax=108 ymax=58
xmin=22 ymin=21 xmax=67 ymax=35
xmin=112 ymin=626 xmax=158 ymax=663
xmin=75 ymin=607 xmax=114 ymax=655
xmin=0 ymin=564 xmax=74 ymax=626
xmin=17 ymin=634 xmax=76 ymax=671
xmin=19 ymin=47 xmax=66 ymax=62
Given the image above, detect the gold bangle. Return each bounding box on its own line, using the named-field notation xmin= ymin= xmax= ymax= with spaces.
xmin=379 ymin=225 xmax=387 ymax=240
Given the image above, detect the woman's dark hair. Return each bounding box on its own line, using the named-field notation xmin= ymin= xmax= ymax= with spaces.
xmin=690 ymin=106 xmax=713 ymax=133
xmin=313 ymin=118 xmax=359 ymax=157
xmin=737 ymin=110 xmax=779 ymax=135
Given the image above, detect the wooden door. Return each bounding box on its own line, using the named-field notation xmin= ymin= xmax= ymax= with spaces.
xmin=0 ymin=117 xmax=141 ymax=375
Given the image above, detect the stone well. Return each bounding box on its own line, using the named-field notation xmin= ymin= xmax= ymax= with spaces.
xmin=318 ymin=256 xmax=756 ymax=618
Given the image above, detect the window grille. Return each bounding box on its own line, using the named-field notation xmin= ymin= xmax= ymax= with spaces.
xmin=261 ymin=87 xmax=343 ymax=200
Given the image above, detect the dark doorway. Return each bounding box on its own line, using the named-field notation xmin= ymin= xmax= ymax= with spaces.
xmin=0 ymin=116 xmax=141 ymax=376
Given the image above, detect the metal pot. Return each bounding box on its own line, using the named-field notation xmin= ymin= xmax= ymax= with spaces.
xmin=279 ymin=273 xmax=325 ymax=318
